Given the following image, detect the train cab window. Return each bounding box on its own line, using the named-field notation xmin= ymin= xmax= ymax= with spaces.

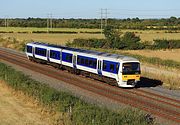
xmin=110 ymin=64 xmax=114 ymax=72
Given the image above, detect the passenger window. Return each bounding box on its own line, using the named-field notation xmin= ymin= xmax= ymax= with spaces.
xmin=69 ymin=55 xmax=72 ymax=62
xmin=66 ymin=55 xmax=70 ymax=61
xmin=103 ymin=63 xmax=107 ymax=70
xmin=50 ymin=51 xmax=54 ymax=58
xmin=77 ymin=57 xmax=80 ymax=64
xmin=66 ymin=55 xmax=68 ymax=60
xmin=67 ymin=55 xmax=72 ymax=62
xmin=85 ymin=59 xmax=88 ymax=66
xmin=110 ymin=64 xmax=114 ymax=72
xmin=81 ymin=58 xmax=84 ymax=64
xmin=93 ymin=61 xmax=97 ymax=68
xmin=27 ymin=46 xmax=32 ymax=53
xmin=89 ymin=60 xmax=93 ymax=67
xmin=116 ymin=64 xmax=119 ymax=73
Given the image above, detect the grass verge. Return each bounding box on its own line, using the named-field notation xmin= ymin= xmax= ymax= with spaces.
xmin=0 ymin=62 xmax=153 ymax=125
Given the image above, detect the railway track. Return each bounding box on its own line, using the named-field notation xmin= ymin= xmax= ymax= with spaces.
xmin=0 ymin=48 xmax=180 ymax=124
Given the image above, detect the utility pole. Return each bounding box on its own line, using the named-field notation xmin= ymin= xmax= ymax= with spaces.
xmin=7 ymin=18 xmax=8 ymax=27
xmin=105 ymin=8 xmax=108 ymax=27
xmin=4 ymin=18 xmax=6 ymax=27
xmin=100 ymin=8 xmax=108 ymax=34
xmin=47 ymin=14 xmax=49 ymax=33
xmin=47 ymin=13 xmax=53 ymax=33
xmin=100 ymin=8 xmax=103 ymax=34
xmin=50 ymin=13 xmax=53 ymax=29
xmin=4 ymin=15 xmax=9 ymax=27
xmin=47 ymin=14 xmax=51 ymax=33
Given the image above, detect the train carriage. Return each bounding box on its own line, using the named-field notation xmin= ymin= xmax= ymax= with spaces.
xmin=25 ymin=42 xmax=141 ymax=87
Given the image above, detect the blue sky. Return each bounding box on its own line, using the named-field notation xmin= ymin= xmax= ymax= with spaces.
xmin=1 ymin=0 xmax=180 ymax=19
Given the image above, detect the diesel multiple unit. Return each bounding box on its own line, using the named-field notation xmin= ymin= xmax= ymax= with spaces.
xmin=25 ymin=42 xmax=141 ymax=87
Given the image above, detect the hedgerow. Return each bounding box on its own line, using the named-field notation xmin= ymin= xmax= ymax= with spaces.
xmin=153 ymin=39 xmax=180 ymax=49
xmin=0 ymin=62 xmax=151 ymax=125
xmin=32 ymin=30 xmax=78 ymax=34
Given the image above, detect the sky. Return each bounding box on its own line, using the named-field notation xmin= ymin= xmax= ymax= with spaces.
xmin=1 ymin=0 xmax=180 ymax=19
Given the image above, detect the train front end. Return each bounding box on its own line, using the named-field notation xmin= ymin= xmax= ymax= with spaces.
xmin=118 ymin=62 xmax=141 ymax=87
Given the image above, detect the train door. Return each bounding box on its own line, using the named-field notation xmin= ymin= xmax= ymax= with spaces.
xmin=32 ymin=46 xmax=35 ymax=58
xmin=97 ymin=60 xmax=102 ymax=75
xmin=60 ymin=50 xmax=62 ymax=64
xmin=47 ymin=49 xmax=50 ymax=62
xmin=73 ymin=55 xmax=77 ymax=69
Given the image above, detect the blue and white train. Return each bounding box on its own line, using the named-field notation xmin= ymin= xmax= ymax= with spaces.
xmin=25 ymin=42 xmax=141 ymax=87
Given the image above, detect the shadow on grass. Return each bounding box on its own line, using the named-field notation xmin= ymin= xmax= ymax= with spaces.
xmin=136 ymin=77 xmax=163 ymax=88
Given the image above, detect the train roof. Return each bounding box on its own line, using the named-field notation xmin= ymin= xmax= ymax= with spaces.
xmin=27 ymin=42 xmax=139 ymax=61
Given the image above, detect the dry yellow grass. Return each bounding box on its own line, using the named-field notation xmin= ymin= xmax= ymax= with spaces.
xmin=1 ymin=28 xmax=180 ymax=43
xmin=3 ymin=32 xmax=180 ymax=45
xmin=0 ymin=80 xmax=55 ymax=125
xmin=137 ymin=33 xmax=180 ymax=42
xmin=121 ymin=29 xmax=180 ymax=42
xmin=122 ymin=49 xmax=180 ymax=62
xmin=0 ymin=27 xmax=101 ymax=32
xmin=141 ymin=67 xmax=180 ymax=90
xmin=1 ymin=33 xmax=104 ymax=45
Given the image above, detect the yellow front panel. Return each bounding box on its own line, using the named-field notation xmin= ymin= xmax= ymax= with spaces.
xmin=122 ymin=75 xmax=140 ymax=81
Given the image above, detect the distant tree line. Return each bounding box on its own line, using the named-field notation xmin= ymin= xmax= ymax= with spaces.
xmin=66 ymin=26 xmax=180 ymax=50
xmin=0 ymin=17 xmax=180 ymax=30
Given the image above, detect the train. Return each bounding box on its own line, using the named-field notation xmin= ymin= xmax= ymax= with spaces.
xmin=25 ymin=42 xmax=141 ymax=87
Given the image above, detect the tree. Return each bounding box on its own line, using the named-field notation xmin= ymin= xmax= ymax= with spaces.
xmin=103 ymin=26 xmax=123 ymax=49
xmin=121 ymin=32 xmax=143 ymax=49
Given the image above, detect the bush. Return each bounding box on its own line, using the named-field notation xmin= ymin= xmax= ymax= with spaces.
xmin=0 ymin=36 xmax=26 ymax=51
xmin=32 ymin=31 xmax=47 ymax=33
xmin=66 ymin=38 xmax=106 ymax=48
xmin=67 ymin=30 xmax=145 ymax=50
xmin=153 ymin=39 xmax=180 ymax=49
xmin=80 ymin=31 xmax=101 ymax=34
